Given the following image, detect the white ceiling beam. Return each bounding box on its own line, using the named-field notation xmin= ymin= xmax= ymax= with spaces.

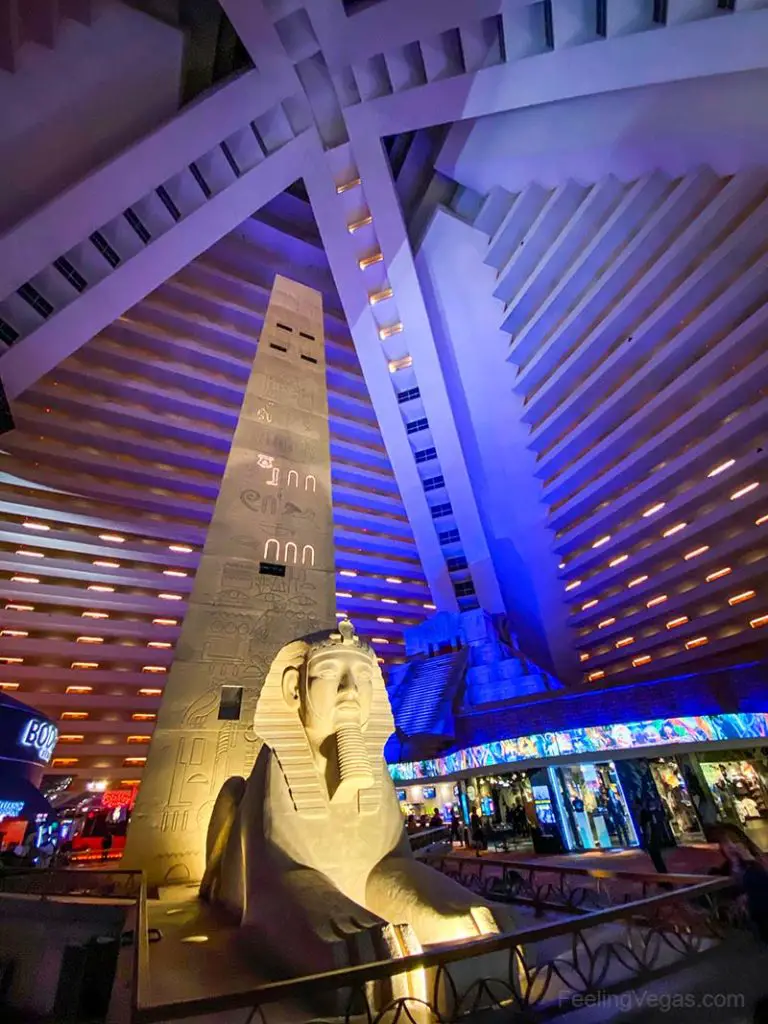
xmin=357 ymin=10 xmax=768 ymax=136
xmin=3 ymin=132 xmax=312 ymax=400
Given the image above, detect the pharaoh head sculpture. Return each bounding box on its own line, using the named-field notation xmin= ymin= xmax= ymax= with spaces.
xmin=252 ymin=621 xmax=395 ymax=814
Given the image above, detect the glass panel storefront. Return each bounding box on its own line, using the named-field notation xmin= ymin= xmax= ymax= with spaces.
xmin=550 ymin=761 xmax=638 ymax=851
xmin=699 ymin=756 xmax=768 ymax=848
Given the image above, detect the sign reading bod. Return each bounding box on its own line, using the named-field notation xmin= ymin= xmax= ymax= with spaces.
xmin=19 ymin=718 xmax=58 ymax=764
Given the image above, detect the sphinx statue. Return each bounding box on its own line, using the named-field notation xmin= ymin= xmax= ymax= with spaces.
xmin=200 ymin=619 xmax=512 ymax=974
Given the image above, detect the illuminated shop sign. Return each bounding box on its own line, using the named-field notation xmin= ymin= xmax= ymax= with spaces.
xmin=389 ymin=712 xmax=768 ymax=782
xmin=0 ymin=800 xmax=25 ymax=819
xmin=19 ymin=718 xmax=58 ymax=764
xmin=101 ymin=789 xmax=134 ymax=810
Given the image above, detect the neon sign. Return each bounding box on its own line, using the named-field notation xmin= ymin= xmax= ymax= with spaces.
xmin=0 ymin=800 xmax=24 ymax=819
xmin=389 ymin=712 xmax=768 ymax=782
xmin=19 ymin=718 xmax=58 ymax=764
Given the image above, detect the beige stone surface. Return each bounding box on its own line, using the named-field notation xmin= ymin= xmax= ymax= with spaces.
xmin=201 ymin=624 xmax=514 ymax=977
xmin=123 ymin=276 xmax=336 ymax=888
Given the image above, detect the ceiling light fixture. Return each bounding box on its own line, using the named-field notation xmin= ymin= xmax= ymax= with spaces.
xmin=642 ymin=502 xmax=666 ymax=518
xmin=708 ymin=459 xmax=735 ymax=478
xmin=685 ymin=636 xmax=708 ymax=649
xmin=592 ymin=535 xmax=611 ymax=548
xmin=609 ymin=554 xmax=628 ymax=567
xmin=731 ymin=482 xmax=759 ymax=500
xmin=684 ymin=546 xmax=709 ymax=560
xmin=662 ymin=522 xmax=687 ymax=538
xmin=628 ymin=575 xmax=649 ymax=588
xmin=729 ymin=590 xmax=756 ymax=606
xmin=706 ymin=567 xmax=731 ymax=582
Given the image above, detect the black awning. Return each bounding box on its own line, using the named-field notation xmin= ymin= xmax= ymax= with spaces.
xmin=0 ymin=775 xmax=52 ymax=821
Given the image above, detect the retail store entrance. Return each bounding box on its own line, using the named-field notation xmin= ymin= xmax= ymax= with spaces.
xmin=550 ymin=761 xmax=638 ymax=851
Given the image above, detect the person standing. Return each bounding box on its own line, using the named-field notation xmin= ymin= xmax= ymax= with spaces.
xmin=639 ymin=796 xmax=667 ymax=873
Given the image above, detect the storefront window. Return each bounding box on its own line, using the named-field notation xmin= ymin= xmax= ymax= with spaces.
xmin=700 ymin=758 xmax=768 ymax=841
xmin=551 ymin=762 xmax=638 ymax=851
xmin=649 ymin=758 xmax=703 ymax=841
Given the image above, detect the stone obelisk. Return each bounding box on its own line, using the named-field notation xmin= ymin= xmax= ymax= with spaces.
xmin=124 ymin=275 xmax=336 ymax=888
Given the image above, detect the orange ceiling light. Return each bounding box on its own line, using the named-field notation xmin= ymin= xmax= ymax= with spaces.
xmin=87 ymin=584 xmax=115 ymax=593
xmin=423 ymin=603 xmax=436 ymax=610
xmin=71 ymin=661 xmax=99 ymax=669
xmin=609 ymin=554 xmax=628 ymax=567
xmin=168 ymin=544 xmax=193 ymax=553
xmin=5 ymin=604 xmax=34 ymax=612
xmin=59 ymin=734 xmax=84 ymax=743
xmin=684 ymin=545 xmax=709 ymax=560
xmin=750 ymin=614 xmax=768 ymax=628
xmin=592 ymin=535 xmax=611 ymax=548
xmin=579 ymin=653 xmax=590 ymax=662
xmin=52 ymin=758 xmax=79 ymax=767
xmin=358 ymin=252 xmax=384 ymax=270
xmin=16 ymin=549 xmax=44 ymax=558
xmin=76 ymin=636 xmax=104 ymax=644
xmin=123 ymin=757 xmax=147 ymax=766
xmin=152 ymin=618 xmax=178 ymax=626
xmin=666 ymin=616 xmax=689 ymax=629
xmin=11 ymin=576 xmax=39 ymax=584
xmin=138 ymin=687 xmax=162 ymax=696
xmin=598 ymin=617 xmax=616 ymax=628
xmin=0 ymin=657 xmax=23 ymax=665
xmin=99 ymin=534 xmax=125 ymax=543
xmin=158 ymin=593 xmax=183 ymax=601
xmin=729 ymin=590 xmax=756 ymax=606
xmin=685 ymin=636 xmax=709 ymax=650
xmin=61 ymin=711 xmax=89 ymax=720
xmin=0 ymin=629 xmax=27 ymax=638
xmin=163 ymin=569 xmax=188 ymax=578
xmin=632 ymin=655 xmax=652 ymax=667
xmin=587 ymin=670 xmax=605 ymax=682
xmin=581 ymin=599 xmax=599 ymax=611
xmin=646 ymin=595 xmax=668 ymax=608
xmin=662 ymin=522 xmax=687 ymax=538
xmin=369 ymin=287 xmax=393 ymax=306
xmin=141 ymin=666 xmax=167 ymax=674
xmin=0 ymin=682 xmax=20 ymax=691
xmin=22 ymin=521 xmax=50 ymax=531
xmin=388 ymin=355 xmax=412 ymax=373
xmin=756 ymin=513 xmax=768 ymax=526
xmin=615 ymin=636 xmax=635 ymax=648
xmin=627 ymin=575 xmax=648 ymax=588
xmin=131 ymin=713 xmax=156 ymax=722
xmin=147 ymin=641 xmax=172 ymax=649
xmin=93 ymin=560 xmax=120 ymax=569
xmin=66 ymin=685 xmax=93 ymax=694
xmin=336 ymin=176 xmax=361 ymax=194
xmin=564 ymin=580 xmax=582 ymax=592
xmin=82 ymin=611 xmax=109 ymax=619
xmin=706 ymin=567 xmax=732 ymax=582
xmin=127 ymin=735 xmax=151 ymax=744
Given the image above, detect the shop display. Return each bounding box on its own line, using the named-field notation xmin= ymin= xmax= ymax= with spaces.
xmin=550 ymin=762 xmax=638 ymax=851
xmin=390 ymin=712 xmax=768 ymax=782
xmin=701 ymin=759 xmax=768 ymax=827
xmin=649 ymin=759 xmax=703 ymax=840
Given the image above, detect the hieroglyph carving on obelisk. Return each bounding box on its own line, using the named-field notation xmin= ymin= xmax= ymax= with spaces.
xmin=123 ymin=275 xmax=336 ymax=888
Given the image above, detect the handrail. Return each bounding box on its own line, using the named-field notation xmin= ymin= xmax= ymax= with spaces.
xmin=429 ymin=852 xmax=712 ymax=885
xmin=133 ymin=876 xmax=731 ymax=1023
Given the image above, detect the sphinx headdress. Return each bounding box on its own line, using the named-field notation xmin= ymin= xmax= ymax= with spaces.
xmin=251 ymin=620 xmax=394 ymax=816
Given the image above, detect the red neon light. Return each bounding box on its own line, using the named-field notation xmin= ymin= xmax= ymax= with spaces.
xmin=101 ymin=789 xmax=134 ymax=809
